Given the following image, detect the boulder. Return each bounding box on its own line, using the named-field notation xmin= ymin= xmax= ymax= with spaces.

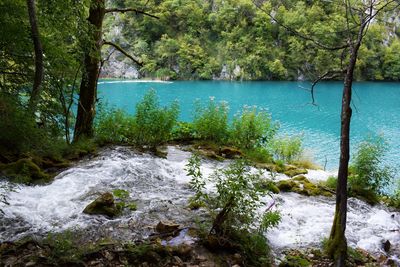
xmin=83 ymin=192 xmax=120 ymax=218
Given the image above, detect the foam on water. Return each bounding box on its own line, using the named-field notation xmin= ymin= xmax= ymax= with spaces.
xmin=0 ymin=146 xmax=399 ymax=258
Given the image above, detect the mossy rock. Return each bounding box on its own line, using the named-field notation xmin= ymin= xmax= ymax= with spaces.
xmin=277 ymin=180 xmax=297 ymax=192
xmin=284 ymin=168 xmax=308 ymax=177
xmin=277 ymin=177 xmax=333 ymax=197
xmin=0 ymin=158 xmax=50 ymax=184
xmin=83 ymin=192 xmax=121 ymax=218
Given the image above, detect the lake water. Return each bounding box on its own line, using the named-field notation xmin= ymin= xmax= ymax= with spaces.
xmin=98 ymin=80 xmax=400 ymax=171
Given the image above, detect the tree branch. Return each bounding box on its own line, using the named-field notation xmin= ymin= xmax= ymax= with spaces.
xmin=105 ymin=8 xmax=159 ymax=19
xmin=309 ymin=70 xmax=345 ymax=105
xmin=102 ymin=41 xmax=143 ymax=67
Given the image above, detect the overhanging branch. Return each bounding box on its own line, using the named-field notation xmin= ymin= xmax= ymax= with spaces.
xmin=105 ymin=8 xmax=159 ymax=19
xmin=102 ymin=41 xmax=143 ymax=67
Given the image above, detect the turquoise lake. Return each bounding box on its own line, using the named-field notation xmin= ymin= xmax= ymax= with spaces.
xmin=98 ymin=80 xmax=400 ymax=171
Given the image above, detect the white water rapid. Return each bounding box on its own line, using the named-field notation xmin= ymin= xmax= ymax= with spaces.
xmin=0 ymin=146 xmax=399 ymax=260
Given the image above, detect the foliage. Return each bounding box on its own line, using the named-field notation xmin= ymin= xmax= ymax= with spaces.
xmin=0 ymin=93 xmax=68 ymax=159
xmin=112 ymin=189 xmax=137 ymax=211
xmin=106 ymin=0 xmax=400 ymax=81
xmin=270 ymin=135 xmax=303 ymax=163
xmin=45 ymin=230 xmax=83 ymax=263
xmin=186 ymin=155 xmax=280 ymax=234
xmin=171 ymin=121 xmax=196 ymax=141
xmin=243 ymin=147 xmax=273 ymax=164
xmin=193 ymin=98 xmax=229 ymax=143
xmin=325 ymin=176 xmax=338 ymax=190
xmin=132 ymin=90 xmax=179 ymax=148
xmin=95 ymin=108 xmax=135 ymax=145
xmin=230 ymin=106 xmax=277 ymax=149
xmin=348 ymin=137 xmax=393 ymax=201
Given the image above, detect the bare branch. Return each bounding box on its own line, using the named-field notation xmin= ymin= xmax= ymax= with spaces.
xmin=105 ymin=8 xmax=159 ymax=19
xmin=102 ymin=41 xmax=143 ymax=67
xmin=309 ymin=70 xmax=345 ymax=105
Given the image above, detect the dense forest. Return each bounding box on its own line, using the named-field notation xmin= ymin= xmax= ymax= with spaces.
xmin=101 ymin=0 xmax=400 ymax=80
xmin=1 ymin=0 xmax=400 ymax=266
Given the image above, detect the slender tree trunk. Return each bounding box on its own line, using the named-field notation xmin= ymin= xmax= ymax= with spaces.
xmin=27 ymin=0 xmax=43 ymax=109
xmin=73 ymin=0 xmax=105 ymax=141
xmin=327 ymin=22 xmax=365 ymax=266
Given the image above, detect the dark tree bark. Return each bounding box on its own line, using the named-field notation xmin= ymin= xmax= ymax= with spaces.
xmin=26 ymin=0 xmax=43 ymax=109
xmin=73 ymin=1 xmax=157 ymax=141
xmin=73 ymin=0 xmax=105 ymax=141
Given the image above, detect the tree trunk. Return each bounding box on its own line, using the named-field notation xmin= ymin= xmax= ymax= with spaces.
xmin=73 ymin=0 xmax=105 ymax=141
xmin=27 ymin=0 xmax=43 ymax=109
xmin=327 ymin=23 xmax=365 ymax=266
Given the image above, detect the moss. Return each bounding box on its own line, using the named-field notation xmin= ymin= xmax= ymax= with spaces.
xmin=277 ymin=177 xmax=333 ymax=197
xmin=83 ymin=192 xmax=121 ymax=218
xmin=0 ymin=158 xmax=50 ymax=184
xmin=284 ymin=168 xmax=308 ymax=177
xmin=279 ymin=255 xmax=311 ymax=267
xmin=292 ymin=159 xmax=320 ymax=170
xmin=277 ymin=180 xmax=297 ymax=192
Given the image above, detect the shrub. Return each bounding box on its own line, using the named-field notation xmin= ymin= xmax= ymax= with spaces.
xmin=270 ymin=135 xmax=303 ymax=163
xmin=0 ymin=93 xmax=67 ymax=159
xmin=348 ymin=137 xmax=393 ymax=201
xmin=186 ymin=154 xmax=280 ymax=234
xmin=230 ymin=106 xmax=277 ymax=149
xmin=193 ymin=97 xmax=229 ymax=143
xmin=95 ymin=108 xmax=135 ymax=145
xmin=171 ymin=121 xmax=196 ymax=141
xmin=243 ymin=147 xmax=273 ymax=164
xmin=186 ymin=155 xmax=280 ymax=266
xmin=133 ymin=90 xmax=179 ymax=148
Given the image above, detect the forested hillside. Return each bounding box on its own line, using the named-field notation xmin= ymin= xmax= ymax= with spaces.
xmin=102 ymin=0 xmax=400 ymax=80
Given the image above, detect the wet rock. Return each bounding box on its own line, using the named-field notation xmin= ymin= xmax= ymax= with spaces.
xmin=83 ymin=192 xmax=120 ymax=218
xmin=219 ymin=147 xmax=242 ymax=159
xmin=383 ymin=240 xmax=391 ymax=252
xmin=155 ymin=147 xmax=168 ymax=158
xmin=156 ymin=221 xmax=180 ymax=233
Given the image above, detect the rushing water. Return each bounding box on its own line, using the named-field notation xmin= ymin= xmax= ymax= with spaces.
xmin=0 ymin=147 xmax=399 ymax=262
xmin=98 ymin=80 xmax=400 ymax=171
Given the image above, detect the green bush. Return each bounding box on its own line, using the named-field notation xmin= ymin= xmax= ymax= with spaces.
xmin=270 ymin=135 xmax=303 ymax=163
xmin=171 ymin=121 xmax=196 ymax=141
xmin=348 ymin=137 xmax=393 ymax=201
xmin=230 ymin=106 xmax=278 ymax=149
xmin=186 ymin=155 xmax=279 ymax=266
xmin=0 ymin=93 xmax=67 ymax=159
xmin=133 ymin=90 xmax=179 ymax=148
xmin=193 ymin=98 xmax=229 ymax=143
xmin=243 ymin=147 xmax=273 ymax=164
xmin=95 ymin=108 xmax=135 ymax=145
xmin=186 ymin=154 xmax=280 ymax=234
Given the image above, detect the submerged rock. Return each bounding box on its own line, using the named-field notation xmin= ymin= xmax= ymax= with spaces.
xmin=156 ymin=221 xmax=180 ymax=233
xmin=83 ymin=192 xmax=120 ymax=218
